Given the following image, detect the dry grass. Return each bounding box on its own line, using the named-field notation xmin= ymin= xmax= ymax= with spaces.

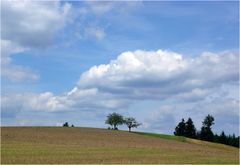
xmin=1 ymin=127 xmax=239 ymax=164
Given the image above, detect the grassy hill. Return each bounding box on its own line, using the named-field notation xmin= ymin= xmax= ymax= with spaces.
xmin=1 ymin=127 xmax=239 ymax=164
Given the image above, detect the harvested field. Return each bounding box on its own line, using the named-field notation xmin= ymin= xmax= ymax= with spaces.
xmin=1 ymin=127 xmax=239 ymax=164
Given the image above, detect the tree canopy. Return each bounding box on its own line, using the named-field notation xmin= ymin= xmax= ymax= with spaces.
xmin=174 ymin=118 xmax=186 ymax=136
xmin=174 ymin=114 xmax=238 ymax=148
xmin=63 ymin=122 xmax=69 ymax=127
xmin=124 ymin=117 xmax=141 ymax=132
xmin=200 ymin=114 xmax=214 ymax=141
xmin=185 ymin=118 xmax=196 ymax=138
xmin=105 ymin=112 xmax=124 ymax=130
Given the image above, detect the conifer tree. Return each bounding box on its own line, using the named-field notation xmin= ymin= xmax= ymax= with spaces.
xmin=185 ymin=118 xmax=196 ymax=138
xmin=174 ymin=119 xmax=186 ymax=136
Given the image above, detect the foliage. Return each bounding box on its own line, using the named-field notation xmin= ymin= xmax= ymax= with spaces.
xmin=105 ymin=112 xmax=124 ymax=130
xmin=202 ymin=114 xmax=215 ymax=128
xmin=174 ymin=119 xmax=186 ymax=136
xmin=214 ymin=132 xmax=239 ymax=148
xmin=200 ymin=114 xmax=214 ymax=142
xmin=124 ymin=117 xmax=141 ymax=132
xmin=174 ymin=118 xmax=196 ymax=138
xmin=63 ymin=122 xmax=69 ymax=127
xmin=174 ymin=115 xmax=239 ymax=148
xmin=219 ymin=131 xmax=227 ymax=144
xmin=185 ymin=118 xmax=197 ymax=138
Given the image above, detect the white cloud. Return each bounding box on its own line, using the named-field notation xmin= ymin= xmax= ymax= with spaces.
xmin=144 ymin=105 xmax=176 ymax=134
xmin=85 ymin=1 xmax=115 ymax=15
xmin=84 ymin=26 xmax=106 ymax=40
xmin=1 ymin=63 xmax=39 ymax=82
xmin=1 ymin=0 xmax=71 ymax=48
xmin=2 ymin=49 xmax=239 ymax=134
xmin=1 ymin=39 xmax=39 ymax=82
xmin=3 ymin=49 xmax=238 ymax=110
xmin=85 ymin=1 xmax=142 ymax=15
xmin=1 ymin=1 xmax=71 ymax=82
xmin=78 ymin=49 xmax=238 ymax=100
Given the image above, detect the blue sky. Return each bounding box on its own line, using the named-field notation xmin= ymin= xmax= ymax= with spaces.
xmin=1 ymin=1 xmax=239 ymax=135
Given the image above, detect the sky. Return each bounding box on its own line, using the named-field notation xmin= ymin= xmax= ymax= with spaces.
xmin=1 ymin=0 xmax=239 ymax=135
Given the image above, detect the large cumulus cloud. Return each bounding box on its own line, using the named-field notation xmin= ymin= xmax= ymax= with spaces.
xmin=77 ymin=49 xmax=238 ymax=100
xmin=2 ymin=49 xmax=239 ymax=134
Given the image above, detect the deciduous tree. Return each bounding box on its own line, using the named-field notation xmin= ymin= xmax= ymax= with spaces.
xmin=105 ymin=112 xmax=124 ymax=130
xmin=124 ymin=117 xmax=141 ymax=132
xmin=200 ymin=114 xmax=214 ymax=141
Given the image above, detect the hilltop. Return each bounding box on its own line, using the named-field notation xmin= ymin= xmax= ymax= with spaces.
xmin=1 ymin=127 xmax=239 ymax=164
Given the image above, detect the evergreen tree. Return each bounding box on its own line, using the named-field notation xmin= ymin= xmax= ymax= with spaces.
xmin=200 ymin=114 xmax=214 ymax=142
xmin=213 ymin=133 xmax=220 ymax=143
xmin=185 ymin=118 xmax=196 ymax=138
xmin=173 ymin=115 xmax=239 ymax=148
xmin=174 ymin=119 xmax=186 ymax=136
xmin=196 ymin=130 xmax=201 ymax=139
xmin=235 ymin=136 xmax=240 ymax=148
xmin=219 ymin=131 xmax=227 ymax=144
xmin=230 ymin=134 xmax=239 ymax=148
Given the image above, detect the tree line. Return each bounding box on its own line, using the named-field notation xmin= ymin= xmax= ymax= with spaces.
xmin=62 ymin=122 xmax=74 ymax=127
xmin=105 ymin=112 xmax=141 ymax=132
xmin=174 ymin=114 xmax=239 ymax=148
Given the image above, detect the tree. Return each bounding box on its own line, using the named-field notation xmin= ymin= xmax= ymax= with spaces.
xmin=71 ymin=124 xmax=74 ymax=127
xmin=213 ymin=133 xmax=220 ymax=143
xmin=219 ymin=131 xmax=227 ymax=144
xmin=229 ymin=134 xmax=240 ymax=147
xmin=174 ymin=119 xmax=186 ymax=136
xmin=124 ymin=117 xmax=141 ymax=132
xmin=200 ymin=114 xmax=214 ymax=141
xmin=105 ymin=112 xmax=124 ymax=130
xmin=234 ymin=136 xmax=240 ymax=148
xmin=63 ymin=122 xmax=69 ymax=127
xmin=185 ymin=118 xmax=196 ymax=138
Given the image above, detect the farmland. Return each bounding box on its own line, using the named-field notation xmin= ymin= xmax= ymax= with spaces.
xmin=1 ymin=127 xmax=239 ymax=164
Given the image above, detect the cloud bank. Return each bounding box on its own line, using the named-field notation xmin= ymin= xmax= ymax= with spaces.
xmin=78 ymin=49 xmax=238 ymax=100
xmin=2 ymin=49 xmax=239 ymax=134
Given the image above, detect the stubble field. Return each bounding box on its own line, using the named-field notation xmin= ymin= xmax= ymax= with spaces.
xmin=1 ymin=127 xmax=239 ymax=164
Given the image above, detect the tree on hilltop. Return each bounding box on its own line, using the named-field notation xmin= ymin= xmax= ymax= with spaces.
xmin=185 ymin=118 xmax=196 ymax=138
xmin=174 ymin=119 xmax=186 ymax=136
xmin=63 ymin=122 xmax=69 ymax=127
xmin=200 ymin=114 xmax=214 ymax=141
xmin=124 ymin=117 xmax=141 ymax=132
xmin=105 ymin=112 xmax=124 ymax=130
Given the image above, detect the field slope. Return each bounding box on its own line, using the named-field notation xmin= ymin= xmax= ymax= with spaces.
xmin=1 ymin=127 xmax=239 ymax=164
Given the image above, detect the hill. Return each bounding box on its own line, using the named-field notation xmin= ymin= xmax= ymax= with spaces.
xmin=1 ymin=127 xmax=239 ymax=164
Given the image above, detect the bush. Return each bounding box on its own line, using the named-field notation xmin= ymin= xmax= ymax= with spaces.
xmin=63 ymin=122 xmax=69 ymax=127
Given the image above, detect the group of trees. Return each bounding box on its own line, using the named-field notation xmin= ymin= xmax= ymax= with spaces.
xmin=174 ymin=114 xmax=239 ymax=148
xmin=174 ymin=118 xmax=196 ymax=138
xmin=62 ymin=122 xmax=74 ymax=127
xmin=214 ymin=131 xmax=239 ymax=147
xmin=105 ymin=112 xmax=141 ymax=132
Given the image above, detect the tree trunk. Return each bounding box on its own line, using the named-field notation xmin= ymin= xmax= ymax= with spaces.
xmin=129 ymin=127 xmax=131 ymax=132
